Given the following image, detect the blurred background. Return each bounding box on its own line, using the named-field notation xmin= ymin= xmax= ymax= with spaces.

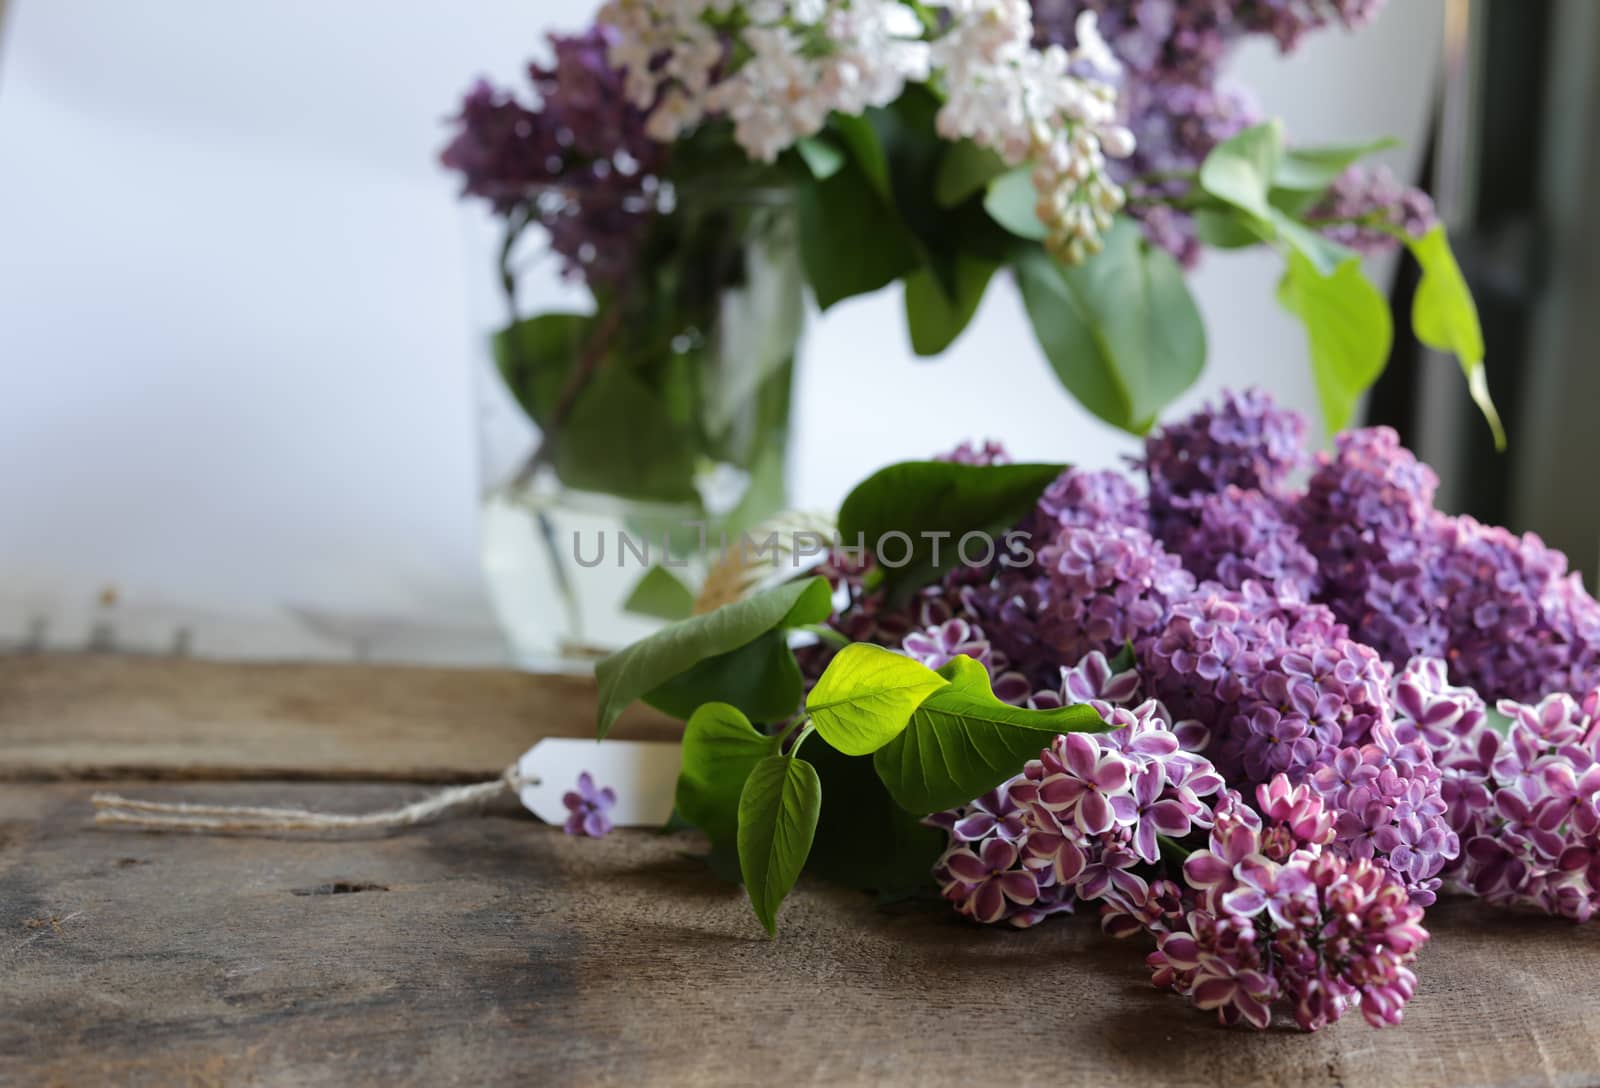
xmin=0 ymin=0 xmax=1594 ymax=665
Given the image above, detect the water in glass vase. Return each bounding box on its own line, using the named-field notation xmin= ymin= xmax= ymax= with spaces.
xmin=471 ymin=185 xmax=803 ymax=669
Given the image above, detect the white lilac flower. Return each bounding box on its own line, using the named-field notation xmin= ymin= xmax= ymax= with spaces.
xmin=596 ymin=0 xmax=1132 ymax=260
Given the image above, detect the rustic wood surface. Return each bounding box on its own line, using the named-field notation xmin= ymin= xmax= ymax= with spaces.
xmin=3 ymin=656 xmax=1600 ymax=1087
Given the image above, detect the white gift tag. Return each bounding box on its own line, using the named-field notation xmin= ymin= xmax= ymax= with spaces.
xmin=515 ymin=738 xmax=681 ymax=827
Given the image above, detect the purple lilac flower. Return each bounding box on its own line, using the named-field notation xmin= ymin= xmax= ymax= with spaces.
xmin=1036 ymin=524 xmax=1196 ymax=664
xmin=562 ymin=772 xmax=616 ymax=837
xmin=1430 ymin=515 xmax=1600 ymax=703
xmin=440 ymin=27 xmax=666 ymax=287
xmin=1165 ymin=486 xmax=1320 ymax=600
xmin=1416 ymin=677 xmax=1600 ymax=922
xmin=1294 ymin=426 xmax=1446 ymax=665
xmin=902 ymin=617 xmax=996 ymax=674
xmin=1142 ymin=389 xmax=1308 ymax=538
xmin=1032 ymin=467 xmax=1147 ymax=533
xmin=1305 ymin=165 xmax=1439 ymax=254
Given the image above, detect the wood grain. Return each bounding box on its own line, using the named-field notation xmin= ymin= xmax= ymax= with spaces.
xmin=0 ymin=655 xmax=677 ymax=782
xmin=3 ymin=781 xmax=1600 ymax=1087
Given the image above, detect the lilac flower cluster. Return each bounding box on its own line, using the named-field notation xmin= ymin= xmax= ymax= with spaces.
xmin=1028 ymin=2 xmax=1427 ymax=265
xmin=932 ymin=672 xmax=1428 ymax=1029
xmin=1305 ymin=165 xmax=1439 ymax=253
xmin=440 ymin=27 xmax=666 ymax=286
xmin=1394 ymin=659 xmax=1600 ymax=922
xmin=805 ymin=389 xmax=1600 ymax=1029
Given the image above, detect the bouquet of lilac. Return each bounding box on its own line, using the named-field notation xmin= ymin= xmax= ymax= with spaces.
xmin=592 ymin=390 xmax=1600 ymax=1034
xmin=444 ymin=0 xmax=1503 ymax=483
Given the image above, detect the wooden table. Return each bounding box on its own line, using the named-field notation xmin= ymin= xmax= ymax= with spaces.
xmin=4 ymin=655 xmax=1599 ymax=1087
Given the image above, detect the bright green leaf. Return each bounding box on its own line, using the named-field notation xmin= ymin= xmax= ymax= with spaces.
xmin=795 ymin=135 xmax=846 ymax=181
xmin=1198 ymin=120 xmax=1284 ymax=222
xmin=936 ymin=140 xmax=1007 ymax=208
xmin=594 ymin=576 xmax=833 ymax=738
xmin=1276 ymin=249 xmax=1393 ymax=434
xmin=1269 ymin=208 xmax=1354 ymax=277
xmin=837 ymin=459 xmax=1066 ymax=605
xmin=1015 ymin=218 xmax=1207 ymax=433
xmin=676 ymin=702 xmax=778 ymax=849
xmin=904 ymin=254 xmax=998 ymax=356
xmin=806 ymin=644 xmax=948 ymax=757
xmin=1408 ymin=225 xmax=1506 ymax=450
xmin=738 ymin=754 xmax=823 ymax=935
xmin=1192 ymin=206 xmax=1262 ymax=249
xmin=873 ymin=655 xmax=1107 ymax=815
xmin=1272 ymin=138 xmax=1398 ymax=193
xmin=982 ymin=168 xmax=1048 ymax=241
xmin=621 ymin=565 xmax=697 ymax=622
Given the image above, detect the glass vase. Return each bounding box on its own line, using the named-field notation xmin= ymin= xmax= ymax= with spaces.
xmin=472 ymin=186 xmax=804 ymax=668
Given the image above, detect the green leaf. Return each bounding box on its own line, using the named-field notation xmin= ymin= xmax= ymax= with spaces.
xmin=643 ymin=628 xmax=806 ymax=728
xmin=904 ymin=254 xmax=998 ymax=356
xmin=936 ymin=140 xmax=1007 ymax=208
xmin=1485 ymin=706 xmax=1515 ymax=737
xmin=737 ymin=754 xmax=823 ymax=935
xmin=806 ymin=644 xmax=949 ymax=756
xmin=1272 ymin=138 xmax=1398 ymax=193
xmin=831 ymin=113 xmax=893 ymax=203
xmin=551 ymin=367 xmax=700 ymax=503
xmin=795 ymin=135 xmax=846 ymax=181
xmin=796 ymin=161 xmax=920 ymax=310
xmin=1407 ymin=225 xmax=1506 ymax=450
xmin=873 ymin=655 xmax=1106 ymax=815
xmin=1198 ymin=120 xmax=1284 ymax=222
xmin=1276 ymin=249 xmax=1393 ymax=434
xmin=491 ymin=313 xmax=591 ymax=429
xmin=1192 ymin=206 xmax=1262 ymax=249
xmin=803 ymin=740 xmax=946 ymax=894
xmin=1015 ymin=218 xmax=1207 ymax=433
xmin=837 ymin=459 xmax=1066 ymax=605
xmin=982 ymin=167 xmax=1048 ymax=241
xmin=676 ymin=702 xmax=778 ymax=849
xmin=622 ymin=565 xmax=697 ymax=622
xmin=594 ymin=576 xmax=833 ymax=738
xmin=1269 ymin=208 xmax=1354 ymax=277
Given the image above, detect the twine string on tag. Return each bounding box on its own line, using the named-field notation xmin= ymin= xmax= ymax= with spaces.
xmin=91 ymin=766 xmax=539 ymax=834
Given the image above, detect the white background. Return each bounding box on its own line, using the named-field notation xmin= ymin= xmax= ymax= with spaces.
xmin=0 ymin=0 xmax=1445 ymax=663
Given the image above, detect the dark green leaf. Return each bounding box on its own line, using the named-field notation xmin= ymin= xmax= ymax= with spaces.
xmin=796 ymin=162 xmax=920 ymax=310
xmin=873 ymin=655 xmax=1107 ymax=815
xmin=804 ymin=740 xmax=946 ymax=895
xmin=1408 ymin=225 xmax=1506 ymax=450
xmin=738 ymin=754 xmax=823 ymax=935
xmin=830 ymin=113 xmax=893 ymax=203
xmin=1015 ymin=218 xmax=1207 ymax=433
xmin=594 ymin=576 xmax=833 ymax=738
xmin=837 ymin=459 xmax=1066 ymax=605
xmin=982 ymin=167 xmax=1048 ymax=241
xmin=622 ymin=565 xmax=697 ymax=622
xmin=904 ymin=254 xmax=998 ymax=356
xmin=643 ymin=628 xmax=805 ymax=727
xmin=676 ymin=702 xmax=778 ymax=849
xmin=1198 ymin=120 xmax=1284 ymax=222
xmin=1275 ymin=249 xmax=1393 ymax=434
xmin=491 ymin=313 xmax=591 ymax=429
xmin=936 ymin=140 xmax=1008 ymax=208
xmin=552 ymin=367 xmax=700 ymax=503
xmin=806 ymin=644 xmax=948 ymax=756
